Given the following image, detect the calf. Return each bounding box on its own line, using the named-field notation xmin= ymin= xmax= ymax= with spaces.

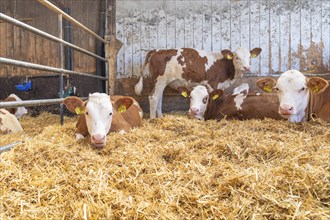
xmin=180 ymin=84 xmax=282 ymax=121
xmin=134 ymin=47 xmax=262 ymax=118
xmin=0 ymin=109 xmax=23 ymax=134
xmin=2 ymin=94 xmax=28 ymax=119
xmin=256 ymin=69 xmax=330 ymax=122
xmin=64 ymin=93 xmax=143 ymax=148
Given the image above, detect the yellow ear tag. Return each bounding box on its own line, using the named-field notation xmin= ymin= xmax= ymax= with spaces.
xmin=251 ymin=53 xmax=257 ymax=58
xmin=75 ymin=106 xmax=85 ymax=115
xmin=226 ymin=54 xmax=233 ymax=60
xmin=312 ymin=84 xmax=319 ymax=93
xmin=118 ymin=104 xmax=127 ymax=113
xmin=263 ymin=85 xmax=273 ymax=93
xmin=212 ymin=94 xmax=219 ymax=100
xmin=181 ymin=91 xmax=188 ymax=98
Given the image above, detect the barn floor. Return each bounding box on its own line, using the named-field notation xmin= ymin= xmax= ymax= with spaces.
xmin=1 ymin=112 xmax=329 ymax=219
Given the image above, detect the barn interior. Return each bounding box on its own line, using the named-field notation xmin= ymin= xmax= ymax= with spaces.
xmin=0 ymin=0 xmax=330 ymax=219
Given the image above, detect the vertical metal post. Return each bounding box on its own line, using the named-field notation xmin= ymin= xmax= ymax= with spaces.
xmin=58 ymin=14 xmax=64 ymax=125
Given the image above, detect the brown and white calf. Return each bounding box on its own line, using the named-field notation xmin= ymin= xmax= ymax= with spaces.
xmin=256 ymin=70 xmax=330 ymax=122
xmin=2 ymin=94 xmax=28 ymax=119
xmin=134 ymin=47 xmax=262 ymax=118
xmin=180 ymin=84 xmax=282 ymax=121
xmin=0 ymin=109 xmax=23 ymax=134
xmin=64 ymin=93 xmax=143 ymax=148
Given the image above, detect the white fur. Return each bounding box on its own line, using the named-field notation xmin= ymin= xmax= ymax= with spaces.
xmin=0 ymin=109 xmax=23 ymax=133
xmin=233 ymin=83 xmax=249 ymax=95
xmin=85 ymin=93 xmax=113 ymax=146
xmin=188 ymin=85 xmax=209 ymax=120
xmin=8 ymin=94 xmax=28 ymax=119
xmin=275 ymin=70 xmax=309 ymax=122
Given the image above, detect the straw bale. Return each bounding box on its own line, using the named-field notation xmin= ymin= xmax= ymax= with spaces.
xmin=0 ymin=112 xmax=329 ymax=219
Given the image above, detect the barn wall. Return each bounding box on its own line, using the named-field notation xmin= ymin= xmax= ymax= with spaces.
xmin=0 ymin=0 xmax=102 ymax=77
xmin=116 ymin=0 xmax=330 ymax=77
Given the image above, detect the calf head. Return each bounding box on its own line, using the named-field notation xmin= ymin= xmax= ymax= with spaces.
xmin=256 ymin=70 xmax=329 ymax=122
xmin=179 ymin=85 xmax=224 ymax=120
xmin=64 ymin=93 xmax=113 ymax=147
xmin=233 ymin=47 xmax=262 ymax=72
xmin=3 ymin=94 xmax=28 ymax=119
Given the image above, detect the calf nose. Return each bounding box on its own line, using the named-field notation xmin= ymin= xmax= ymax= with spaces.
xmin=91 ymin=134 xmax=106 ymax=147
xmin=244 ymin=66 xmax=250 ymax=71
xmin=279 ymin=104 xmax=294 ymax=115
xmin=189 ymin=107 xmax=199 ymax=115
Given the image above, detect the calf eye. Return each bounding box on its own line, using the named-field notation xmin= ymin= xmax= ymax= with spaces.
xmin=300 ymin=87 xmax=305 ymax=92
xmin=109 ymin=112 xmax=113 ymax=116
xmin=85 ymin=112 xmax=89 ymax=115
xmin=274 ymin=87 xmax=279 ymax=91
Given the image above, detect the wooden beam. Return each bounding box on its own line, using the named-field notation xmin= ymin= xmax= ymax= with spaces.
xmin=105 ymin=0 xmax=122 ymax=95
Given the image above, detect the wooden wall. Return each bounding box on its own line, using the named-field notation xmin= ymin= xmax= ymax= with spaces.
xmin=116 ymin=0 xmax=330 ymax=77
xmin=0 ymin=0 xmax=102 ymax=77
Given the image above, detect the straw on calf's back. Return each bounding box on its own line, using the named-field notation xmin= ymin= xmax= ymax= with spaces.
xmin=64 ymin=93 xmax=143 ymax=148
xmin=256 ymin=70 xmax=330 ymax=122
xmin=134 ymin=47 xmax=262 ymax=119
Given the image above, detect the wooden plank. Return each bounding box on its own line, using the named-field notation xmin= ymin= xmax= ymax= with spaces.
xmin=230 ymin=1 xmax=240 ymax=50
xmin=259 ymin=0 xmax=270 ymax=74
xmin=279 ymin=2 xmax=290 ymax=73
xmin=220 ymin=0 xmax=231 ymax=50
xmin=309 ymin=0 xmax=323 ymax=73
xmin=193 ymin=1 xmax=203 ymax=49
xmin=269 ymin=0 xmax=280 ymax=74
xmin=122 ymin=0 xmax=134 ymax=76
xmin=240 ymin=0 xmax=249 ymax=48
xmin=157 ymin=5 xmax=167 ymax=49
xmin=184 ymin=1 xmax=193 ymax=48
xmin=300 ymin=0 xmax=311 ymax=72
xmin=202 ymin=0 xmax=212 ymax=51
xmin=290 ymin=0 xmax=301 ymax=70
xmin=147 ymin=2 xmax=158 ymax=50
xmin=165 ymin=1 xmax=176 ymax=49
xmin=321 ymin=0 xmax=330 ymax=71
xmin=211 ymin=0 xmax=221 ymax=52
xmin=249 ymin=0 xmax=261 ymax=74
xmin=175 ymin=1 xmax=185 ymax=48
xmin=116 ymin=2 xmax=125 ymax=76
xmin=132 ymin=1 xmax=141 ymax=77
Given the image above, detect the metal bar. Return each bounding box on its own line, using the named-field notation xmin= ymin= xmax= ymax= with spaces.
xmin=36 ymin=0 xmax=107 ymax=44
xmin=0 ymin=97 xmax=87 ymax=109
xmin=0 ymin=141 xmax=23 ymax=154
xmin=0 ymin=57 xmax=108 ymax=80
xmin=58 ymin=14 xmax=64 ymax=125
xmin=0 ymin=13 xmax=107 ymax=62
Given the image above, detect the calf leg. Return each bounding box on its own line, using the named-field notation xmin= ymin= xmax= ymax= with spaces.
xmin=149 ymin=80 xmax=167 ymax=119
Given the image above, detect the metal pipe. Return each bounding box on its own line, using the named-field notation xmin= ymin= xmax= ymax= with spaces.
xmin=58 ymin=14 xmax=64 ymax=125
xmin=64 ymin=8 xmax=72 ymax=71
xmin=0 ymin=57 xmax=108 ymax=80
xmin=0 ymin=13 xmax=107 ymax=62
xmin=0 ymin=97 xmax=87 ymax=108
xmin=0 ymin=141 xmax=23 ymax=154
xmin=36 ymin=0 xmax=106 ymax=43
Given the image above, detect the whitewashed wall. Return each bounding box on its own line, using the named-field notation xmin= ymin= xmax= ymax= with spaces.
xmin=116 ymin=0 xmax=330 ymax=77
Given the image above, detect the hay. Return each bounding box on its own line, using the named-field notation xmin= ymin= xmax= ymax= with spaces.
xmin=0 ymin=112 xmax=329 ymax=219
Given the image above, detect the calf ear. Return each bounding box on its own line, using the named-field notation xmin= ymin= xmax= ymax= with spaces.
xmin=209 ymin=89 xmax=224 ymax=101
xmin=250 ymin=48 xmax=262 ymax=58
xmin=177 ymin=86 xmax=190 ymax=98
xmin=256 ymin=78 xmax=276 ymax=93
xmin=307 ymin=77 xmax=329 ymax=93
xmin=221 ymin=49 xmax=234 ymax=60
xmin=63 ymin=96 xmax=85 ymax=114
xmin=113 ymin=97 xmax=133 ymax=113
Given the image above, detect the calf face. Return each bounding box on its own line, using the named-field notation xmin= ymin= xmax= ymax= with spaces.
xmin=256 ymin=70 xmax=329 ymax=122
xmin=234 ymin=48 xmax=262 ymax=73
xmin=64 ymin=93 xmax=113 ymax=147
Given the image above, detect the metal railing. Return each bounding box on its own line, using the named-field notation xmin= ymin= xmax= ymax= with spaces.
xmin=0 ymin=0 xmax=109 ymax=124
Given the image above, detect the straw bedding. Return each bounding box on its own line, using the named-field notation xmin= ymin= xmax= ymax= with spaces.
xmin=0 ymin=112 xmax=329 ymax=219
